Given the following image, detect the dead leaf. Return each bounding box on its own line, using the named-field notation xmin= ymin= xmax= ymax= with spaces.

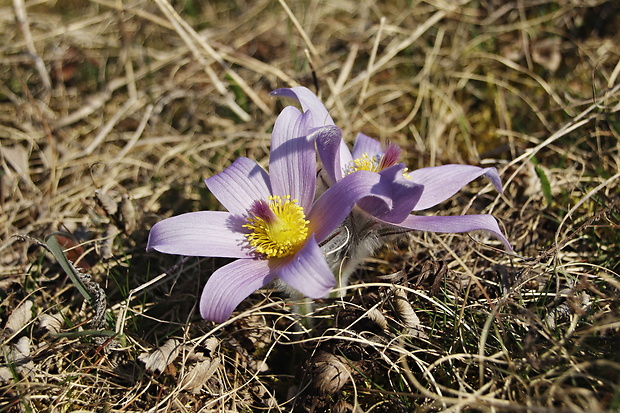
xmin=118 ymin=193 xmax=136 ymax=233
xmin=310 ymin=351 xmax=352 ymax=394
xmin=391 ymin=288 xmax=427 ymax=339
xmin=39 ymin=313 xmax=64 ymax=334
xmin=5 ymin=300 xmax=33 ymax=334
xmin=0 ymin=367 xmax=13 ymax=382
xmin=95 ymin=189 xmax=118 ymax=216
xmin=180 ymin=357 xmax=220 ymax=394
xmin=138 ymin=339 xmax=180 ymax=373
xmin=8 ymin=336 xmax=35 ymax=378
xmin=204 ymin=337 xmax=219 ymax=355
xmin=366 ymin=307 xmax=387 ymax=330
xmin=100 ymin=223 xmax=119 ymax=260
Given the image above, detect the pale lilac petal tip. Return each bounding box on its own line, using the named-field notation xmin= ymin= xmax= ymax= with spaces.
xmin=200 ymin=258 xmax=275 ymax=323
xmin=270 ymin=86 xmax=335 ymax=127
xmin=205 ymin=157 xmax=271 ymax=215
xmin=275 ymin=236 xmax=335 ymax=298
xmin=394 ymin=214 xmax=513 ymax=251
xmin=351 ymin=133 xmax=383 ymax=159
xmin=146 ymin=211 xmax=252 ymax=258
xmin=407 ymin=164 xmax=504 ymax=211
xmin=482 ymin=167 xmax=504 ymax=194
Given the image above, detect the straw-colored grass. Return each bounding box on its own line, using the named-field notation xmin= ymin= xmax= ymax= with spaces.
xmin=1 ymin=0 xmax=619 ymax=411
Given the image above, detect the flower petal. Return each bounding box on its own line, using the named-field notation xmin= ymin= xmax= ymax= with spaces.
xmin=351 ymin=133 xmax=383 ymax=159
xmin=316 ymin=126 xmax=351 ymax=184
xmin=269 ymin=106 xmax=316 ymax=210
xmin=308 ymin=170 xmax=391 ymax=242
xmin=205 ymin=157 xmax=272 ymax=215
xmin=200 ymin=258 xmax=275 ymax=323
xmin=392 ymin=214 xmax=512 ymax=250
xmin=275 ymin=236 xmax=335 ymax=298
xmin=357 ymin=164 xmax=423 ymax=223
xmin=270 ymin=86 xmax=335 ymax=127
xmin=406 ymin=165 xmax=504 ymax=211
xmin=146 ymin=211 xmax=252 ymax=258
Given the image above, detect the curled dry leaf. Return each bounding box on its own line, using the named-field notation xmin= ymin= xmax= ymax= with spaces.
xmin=100 ymin=223 xmax=120 ymax=260
xmin=204 ymin=336 xmax=219 ymax=355
xmin=39 ymin=313 xmax=64 ymax=334
xmin=5 ymin=300 xmax=33 ymax=334
xmin=391 ymin=288 xmax=427 ymax=339
xmin=118 ymin=193 xmax=136 ymax=233
xmin=7 ymin=336 xmax=35 ymax=378
xmin=377 ymin=270 xmax=406 ymax=284
xmin=310 ymin=351 xmax=352 ymax=394
xmin=95 ymin=189 xmax=118 ymax=216
xmin=332 ymin=400 xmax=354 ymax=413
xmin=138 ymin=339 xmax=180 ymax=373
xmin=180 ymin=357 xmax=220 ymax=394
xmin=366 ymin=307 xmax=387 ymax=330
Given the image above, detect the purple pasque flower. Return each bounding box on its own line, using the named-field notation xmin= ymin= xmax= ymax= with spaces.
xmin=271 ymin=86 xmax=511 ymax=250
xmin=146 ymin=105 xmax=390 ymax=323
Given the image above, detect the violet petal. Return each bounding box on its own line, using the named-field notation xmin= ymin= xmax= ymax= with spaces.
xmin=357 ymin=164 xmax=423 ymax=223
xmin=269 ymin=106 xmax=316 ymax=210
xmin=407 ymin=165 xmax=504 ymax=211
xmin=351 ymin=133 xmax=383 ymax=159
xmin=392 ymin=214 xmax=512 ymax=251
xmin=200 ymin=258 xmax=275 ymax=322
xmin=316 ymin=126 xmax=352 ymax=184
xmin=275 ymin=236 xmax=336 ymax=298
xmin=308 ymin=170 xmax=390 ymax=242
xmin=205 ymin=157 xmax=272 ymax=215
xmin=270 ymin=86 xmax=335 ymax=127
xmin=146 ymin=211 xmax=252 ymax=258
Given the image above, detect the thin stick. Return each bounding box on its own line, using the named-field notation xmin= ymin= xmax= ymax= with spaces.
xmin=13 ymin=0 xmax=52 ymax=93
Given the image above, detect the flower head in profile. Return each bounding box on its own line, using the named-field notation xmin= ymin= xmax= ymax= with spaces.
xmin=147 ymin=105 xmax=387 ymax=323
xmin=271 ymin=86 xmax=511 ymax=250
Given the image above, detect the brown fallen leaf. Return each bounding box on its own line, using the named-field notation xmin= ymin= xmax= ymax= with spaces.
xmin=138 ymin=339 xmax=180 ymax=374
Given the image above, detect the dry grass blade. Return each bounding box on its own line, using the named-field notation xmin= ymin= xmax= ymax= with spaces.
xmin=152 ymin=0 xmax=270 ymax=119
xmin=12 ymin=0 xmax=51 ymax=92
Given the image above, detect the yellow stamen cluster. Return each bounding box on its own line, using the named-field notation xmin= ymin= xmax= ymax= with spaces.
xmin=344 ymin=153 xmax=382 ymax=175
xmin=244 ymin=195 xmax=309 ymax=258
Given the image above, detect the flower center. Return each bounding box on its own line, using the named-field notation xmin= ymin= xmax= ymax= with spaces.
xmin=344 ymin=153 xmax=382 ymax=175
xmin=344 ymin=144 xmax=411 ymax=179
xmin=344 ymin=144 xmax=403 ymax=175
xmin=243 ymin=195 xmax=309 ymax=258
